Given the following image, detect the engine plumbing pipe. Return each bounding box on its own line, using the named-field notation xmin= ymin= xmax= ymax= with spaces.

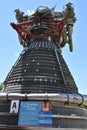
xmin=0 ymin=93 xmax=87 ymax=107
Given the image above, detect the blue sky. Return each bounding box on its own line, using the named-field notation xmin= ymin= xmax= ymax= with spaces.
xmin=0 ymin=0 xmax=87 ymax=94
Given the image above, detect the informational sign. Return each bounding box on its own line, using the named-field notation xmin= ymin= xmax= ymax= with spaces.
xmin=39 ymin=111 xmax=52 ymax=127
xmin=18 ymin=101 xmax=52 ymax=127
xmin=10 ymin=100 xmax=19 ymax=113
xmin=18 ymin=101 xmax=41 ymax=126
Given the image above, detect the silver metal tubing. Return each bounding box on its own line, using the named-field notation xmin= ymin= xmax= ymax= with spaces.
xmin=0 ymin=93 xmax=8 ymax=101
xmin=0 ymin=93 xmax=87 ymax=107
xmin=27 ymin=93 xmax=68 ymax=103
xmin=8 ymin=93 xmax=26 ymax=100
xmin=82 ymin=95 xmax=87 ymax=106
xmin=27 ymin=93 xmax=48 ymax=101
xmin=68 ymin=94 xmax=83 ymax=105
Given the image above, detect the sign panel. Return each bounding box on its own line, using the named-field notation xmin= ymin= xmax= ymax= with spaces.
xmin=18 ymin=101 xmax=52 ymax=127
xmin=18 ymin=101 xmax=41 ymax=126
xmin=39 ymin=111 xmax=52 ymax=127
xmin=10 ymin=100 xmax=19 ymax=113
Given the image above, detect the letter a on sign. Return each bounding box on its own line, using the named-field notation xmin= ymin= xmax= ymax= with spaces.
xmin=10 ymin=100 xmax=19 ymax=113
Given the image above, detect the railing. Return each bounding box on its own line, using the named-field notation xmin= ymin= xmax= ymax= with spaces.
xmin=0 ymin=93 xmax=87 ymax=107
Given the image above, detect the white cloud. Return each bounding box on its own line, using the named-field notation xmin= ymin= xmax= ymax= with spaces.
xmin=14 ymin=52 xmax=20 ymax=57
xmin=27 ymin=10 xmax=35 ymax=16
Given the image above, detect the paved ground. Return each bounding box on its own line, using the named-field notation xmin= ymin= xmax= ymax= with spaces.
xmin=0 ymin=126 xmax=87 ymax=130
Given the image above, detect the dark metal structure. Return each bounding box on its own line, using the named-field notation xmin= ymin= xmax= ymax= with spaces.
xmin=0 ymin=4 xmax=87 ymax=130
xmin=4 ymin=40 xmax=78 ymax=94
